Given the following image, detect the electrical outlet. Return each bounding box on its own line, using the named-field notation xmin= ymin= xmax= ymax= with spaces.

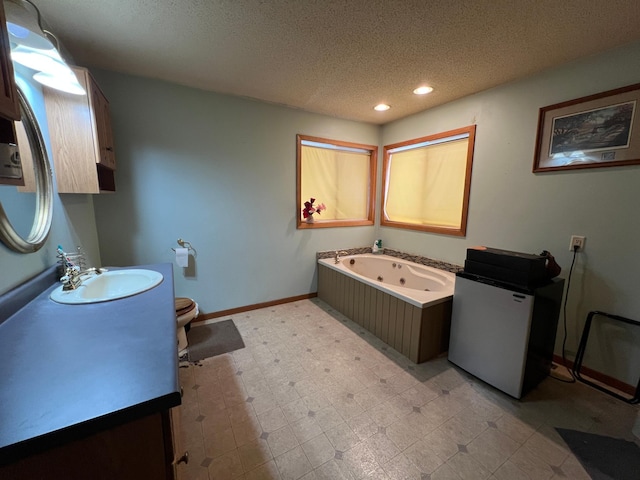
xmin=569 ymin=235 xmax=586 ymax=251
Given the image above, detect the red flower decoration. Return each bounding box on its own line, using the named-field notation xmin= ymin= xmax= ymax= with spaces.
xmin=302 ymin=198 xmax=325 ymax=218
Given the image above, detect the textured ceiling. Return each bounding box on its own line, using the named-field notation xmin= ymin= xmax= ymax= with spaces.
xmin=27 ymin=0 xmax=640 ymax=124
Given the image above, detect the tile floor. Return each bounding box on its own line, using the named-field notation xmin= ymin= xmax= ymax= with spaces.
xmin=175 ymin=299 xmax=639 ymax=480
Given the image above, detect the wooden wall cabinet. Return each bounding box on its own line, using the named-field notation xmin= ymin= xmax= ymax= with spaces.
xmin=88 ymin=74 xmax=116 ymax=170
xmin=0 ymin=1 xmax=20 ymax=122
xmin=0 ymin=0 xmax=21 ymax=186
xmin=15 ymin=119 xmax=36 ymax=192
xmin=43 ymin=66 xmax=116 ymax=193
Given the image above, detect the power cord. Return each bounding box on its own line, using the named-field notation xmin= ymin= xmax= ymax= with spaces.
xmin=550 ymin=245 xmax=579 ymax=383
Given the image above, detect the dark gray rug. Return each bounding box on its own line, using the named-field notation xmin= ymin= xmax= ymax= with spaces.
xmin=556 ymin=428 xmax=640 ymax=480
xmin=186 ymin=320 xmax=245 ymax=362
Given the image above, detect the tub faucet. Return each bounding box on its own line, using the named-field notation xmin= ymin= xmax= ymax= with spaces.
xmin=334 ymin=250 xmax=349 ymax=264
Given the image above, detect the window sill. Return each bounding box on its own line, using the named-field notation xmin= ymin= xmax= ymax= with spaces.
xmin=297 ymin=219 xmax=374 ymax=229
xmin=380 ymin=218 xmax=466 ymax=236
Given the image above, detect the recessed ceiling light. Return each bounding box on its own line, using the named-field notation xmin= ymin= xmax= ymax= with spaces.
xmin=374 ymin=103 xmax=390 ymax=111
xmin=413 ymin=86 xmax=434 ymax=95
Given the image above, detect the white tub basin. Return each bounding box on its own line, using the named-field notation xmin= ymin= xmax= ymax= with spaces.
xmin=50 ymin=269 xmax=163 ymax=305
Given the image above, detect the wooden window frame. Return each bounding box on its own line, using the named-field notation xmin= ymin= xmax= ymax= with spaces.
xmin=296 ymin=134 xmax=377 ymax=229
xmin=381 ymin=125 xmax=476 ymax=237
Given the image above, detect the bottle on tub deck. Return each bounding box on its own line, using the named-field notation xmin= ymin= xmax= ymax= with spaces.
xmin=372 ymin=239 xmax=383 ymax=254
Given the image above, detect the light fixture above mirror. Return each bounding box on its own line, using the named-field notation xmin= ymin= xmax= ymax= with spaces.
xmin=4 ymin=0 xmax=85 ymax=95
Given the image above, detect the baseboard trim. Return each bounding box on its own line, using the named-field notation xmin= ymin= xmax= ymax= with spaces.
xmin=192 ymin=293 xmax=318 ymax=324
xmin=553 ymin=354 xmax=635 ymax=396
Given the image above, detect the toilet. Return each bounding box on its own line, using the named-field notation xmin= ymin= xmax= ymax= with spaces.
xmin=175 ymin=297 xmax=198 ymax=356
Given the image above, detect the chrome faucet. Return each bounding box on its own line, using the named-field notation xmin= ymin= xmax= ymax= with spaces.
xmin=79 ymin=267 xmax=107 ymax=276
xmin=57 ymin=245 xmax=108 ymax=290
xmin=60 ymin=266 xmax=82 ymax=291
xmin=60 ymin=266 xmax=108 ymax=291
xmin=334 ymin=250 xmax=349 ymax=264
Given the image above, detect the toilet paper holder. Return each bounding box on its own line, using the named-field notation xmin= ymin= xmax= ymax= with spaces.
xmin=171 ymin=238 xmax=196 ymax=256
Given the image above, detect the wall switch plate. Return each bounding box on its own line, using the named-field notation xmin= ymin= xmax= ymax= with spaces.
xmin=570 ymin=235 xmax=586 ymax=251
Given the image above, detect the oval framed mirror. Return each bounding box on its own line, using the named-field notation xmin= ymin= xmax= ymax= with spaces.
xmin=0 ymin=88 xmax=53 ymax=253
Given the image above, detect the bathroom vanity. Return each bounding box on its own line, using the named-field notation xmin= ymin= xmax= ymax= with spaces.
xmin=0 ymin=263 xmax=183 ymax=479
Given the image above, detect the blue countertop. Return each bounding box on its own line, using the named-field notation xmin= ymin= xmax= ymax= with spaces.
xmin=0 ymin=263 xmax=180 ymax=464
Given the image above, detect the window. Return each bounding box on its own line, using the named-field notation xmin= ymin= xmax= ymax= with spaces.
xmin=297 ymin=134 xmax=377 ymax=228
xmin=381 ymin=125 xmax=476 ymax=236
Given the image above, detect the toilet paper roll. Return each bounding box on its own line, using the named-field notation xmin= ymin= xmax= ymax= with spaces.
xmin=175 ymin=247 xmax=189 ymax=267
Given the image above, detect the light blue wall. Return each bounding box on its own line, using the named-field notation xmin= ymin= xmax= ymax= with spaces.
xmin=379 ymin=41 xmax=640 ymax=385
xmin=91 ymin=71 xmax=378 ymax=312
xmin=0 ymin=68 xmax=101 ymax=295
xmin=91 ymin=41 xmax=639 ymax=385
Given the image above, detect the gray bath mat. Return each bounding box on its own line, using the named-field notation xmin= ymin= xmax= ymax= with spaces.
xmin=556 ymin=428 xmax=640 ymax=480
xmin=187 ymin=320 xmax=245 ymax=362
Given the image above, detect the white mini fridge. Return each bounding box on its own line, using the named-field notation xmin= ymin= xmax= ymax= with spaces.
xmin=448 ymin=274 xmax=564 ymax=399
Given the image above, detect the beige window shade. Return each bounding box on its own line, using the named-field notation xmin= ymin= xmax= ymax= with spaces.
xmin=301 ymin=145 xmax=370 ymax=220
xmin=382 ymin=125 xmax=476 ymax=236
xmin=385 ymin=139 xmax=468 ymax=227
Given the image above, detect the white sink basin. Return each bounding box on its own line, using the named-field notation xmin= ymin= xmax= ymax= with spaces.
xmin=50 ymin=269 xmax=163 ymax=305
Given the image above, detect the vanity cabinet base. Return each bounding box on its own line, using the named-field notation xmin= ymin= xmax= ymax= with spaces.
xmin=0 ymin=411 xmax=176 ymax=480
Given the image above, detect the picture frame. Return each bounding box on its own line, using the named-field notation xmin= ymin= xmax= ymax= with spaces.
xmin=533 ymin=83 xmax=640 ymax=172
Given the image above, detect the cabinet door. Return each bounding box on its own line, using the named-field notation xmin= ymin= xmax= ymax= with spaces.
xmin=16 ymin=120 xmax=36 ymax=192
xmin=44 ymin=69 xmax=101 ymax=193
xmin=169 ymin=405 xmax=188 ymax=476
xmin=0 ymin=413 xmax=171 ymax=479
xmin=0 ymin=2 xmax=20 ymax=121
xmin=89 ymin=80 xmax=116 ymax=170
xmin=44 ymin=66 xmax=116 ymax=193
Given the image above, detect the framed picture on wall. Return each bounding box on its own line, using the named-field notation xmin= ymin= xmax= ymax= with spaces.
xmin=533 ymin=83 xmax=640 ymax=172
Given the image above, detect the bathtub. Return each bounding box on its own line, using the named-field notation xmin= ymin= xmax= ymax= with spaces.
xmin=317 ymin=253 xmax=456 ymax=363
xmin=318 ymin=253 xmax=454 ymax=308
